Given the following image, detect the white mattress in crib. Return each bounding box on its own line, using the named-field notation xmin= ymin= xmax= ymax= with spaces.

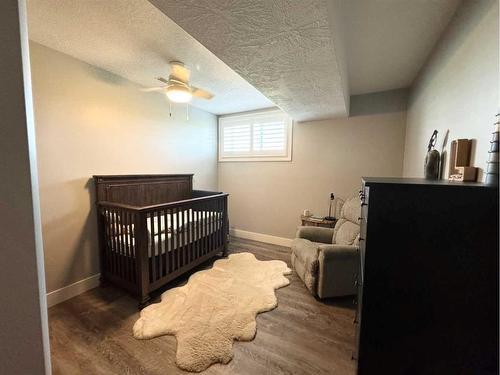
xmin=108 ymin=210 xmax=220 ymax=257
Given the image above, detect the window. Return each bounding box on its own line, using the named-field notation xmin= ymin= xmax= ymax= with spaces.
xmin=218 ymin=110 xmax=293 ymax=162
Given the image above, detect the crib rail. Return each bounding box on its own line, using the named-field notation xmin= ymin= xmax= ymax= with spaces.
xmin=97 ymin=192 xmax=229 ymax=304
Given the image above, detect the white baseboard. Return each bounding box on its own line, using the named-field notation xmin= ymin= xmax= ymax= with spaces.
xmin=46 ymin=273 xmax=100 ymax=308
xmin=230 ymin=228 xmax=292 ymax=247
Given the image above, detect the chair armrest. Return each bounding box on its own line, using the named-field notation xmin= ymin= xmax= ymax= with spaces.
xmin=296 ymin=226 xmax=334 ymax=244
xmin=318 ymin=244 xmax=359 ymax=260
xmin=317 ymin=244 xmax=359 ymax=298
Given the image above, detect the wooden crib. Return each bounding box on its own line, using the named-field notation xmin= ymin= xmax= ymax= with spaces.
xmin=93 ymin=174 xmax=229 ymax=306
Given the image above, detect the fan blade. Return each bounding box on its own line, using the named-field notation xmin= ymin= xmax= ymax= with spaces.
xmin=156 ymin=77 xmax=169 ymax=84
xmin=141 ymin=86 xmax=166 ymax=92
xmin=170 ymin=61 xmax=190 ymax=83
xmin=191 ymin=87 xmax=214 ymax=100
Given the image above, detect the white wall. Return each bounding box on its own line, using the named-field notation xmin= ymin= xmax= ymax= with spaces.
xmin=218 ymin=90 xmax=407 ymax=239
xmin=30 ymin=42 xmax=218 ymax=293
xmin=0 ymin=2 xmax=50 ymax=373
xmin=403 ymin=0 xmax=499 ymax=180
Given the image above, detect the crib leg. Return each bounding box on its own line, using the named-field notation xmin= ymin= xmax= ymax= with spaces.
xmin=99 ymin=275 xmax=108 ymax=287
xmin=222 ymin=235 xmax=229 ymax=257
xmin=138 ymin=294 xmax=151 ymax=310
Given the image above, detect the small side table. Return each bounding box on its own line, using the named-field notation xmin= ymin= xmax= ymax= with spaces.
xmin=300 ymin=215 xmax=337 ymax=228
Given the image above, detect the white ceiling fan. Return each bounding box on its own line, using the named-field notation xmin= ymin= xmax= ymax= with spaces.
xmin=142 ymin=61 xmax=214 ymax=103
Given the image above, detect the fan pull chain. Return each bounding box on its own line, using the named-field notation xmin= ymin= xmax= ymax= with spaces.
xmin=169 ymin=100 xmax=172 ymax=117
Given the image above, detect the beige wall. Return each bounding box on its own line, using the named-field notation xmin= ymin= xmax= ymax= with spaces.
xmin=218 ymin=90 xmax=407 ymax=239
xmin=403 ymin=0 xmax=499 ymax=180
xmin=0 ymin=3 xmax=50 ymax=374
xmin=30 ymin=43 xmax=218 ymax=293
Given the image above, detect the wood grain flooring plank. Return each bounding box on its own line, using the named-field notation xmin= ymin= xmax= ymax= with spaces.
xmin=48 ymin=237 xmax=356 ymax=374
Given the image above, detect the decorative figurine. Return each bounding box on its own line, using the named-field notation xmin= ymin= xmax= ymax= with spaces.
xmin=448 ymin=139 xmax=478 ymax=182
xmin=424 ymin=130 xmax=440 ymax=180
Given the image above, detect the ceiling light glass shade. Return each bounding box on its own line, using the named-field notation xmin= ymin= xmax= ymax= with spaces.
xmin=166 ymin=84 xmax=192 ymax=103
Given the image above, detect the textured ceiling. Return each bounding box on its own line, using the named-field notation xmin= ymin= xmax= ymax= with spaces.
xmin=26 ymin=0 xmax=274 ymax=115
xmin=27 ymin=0 xmax=462 ymax=121
xmin=341 ymin=0 xmax=460 ymax=95
xmin=149 ymin=0 xmax=349 ymax=122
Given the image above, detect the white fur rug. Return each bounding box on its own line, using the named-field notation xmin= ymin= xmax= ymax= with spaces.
xmin=133 ymin=252 xmax=291 ymax=372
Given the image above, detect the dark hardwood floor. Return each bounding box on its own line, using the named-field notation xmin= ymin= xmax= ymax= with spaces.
xmin=48 ymin=237 xmax=356 ymax=374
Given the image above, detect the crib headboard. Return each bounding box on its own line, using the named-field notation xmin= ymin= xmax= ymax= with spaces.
xmin=93 ymin=174 xmax=193 ymax=207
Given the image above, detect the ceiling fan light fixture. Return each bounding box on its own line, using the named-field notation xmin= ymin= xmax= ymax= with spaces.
xmin=166 ymin=84 xmax=192 ymax=103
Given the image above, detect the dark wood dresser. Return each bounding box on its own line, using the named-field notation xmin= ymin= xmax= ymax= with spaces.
xmin=355 ymin=178 xmax=498 ymax=374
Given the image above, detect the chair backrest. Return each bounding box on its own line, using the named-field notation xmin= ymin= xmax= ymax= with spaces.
xmin=332 ymin=196 xmax=361 ymax=246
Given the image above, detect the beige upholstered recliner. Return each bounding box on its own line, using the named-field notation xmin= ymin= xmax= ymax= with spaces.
xmin=291 ymin=197 xmax=361 ymax=298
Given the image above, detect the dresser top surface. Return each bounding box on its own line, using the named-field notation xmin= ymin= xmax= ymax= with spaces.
xmin=362 ymin=177 xmax=497 ymax=189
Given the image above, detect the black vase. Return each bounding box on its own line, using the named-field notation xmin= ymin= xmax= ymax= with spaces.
xmin=425 ymin=149 xmax=440 ymax=180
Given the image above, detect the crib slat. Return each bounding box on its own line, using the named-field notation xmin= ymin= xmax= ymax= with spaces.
xmin=206 ymin=203 xmax=211 ymax=254
xmin=181 ymin=209 xmax=186 ymax=267
xmin=199 ymin=206 xmax=203 ymax=257
xmin=111 ymin=210 xmax=116 ymax=273
xmin=188 ymin=210 xmax=192 ymax=263
xmin=213 ymin=201 xmax=217 ymax=251
xmin=130 ymin=211 xmax=135 ymax=281
xmin=176 ymin=208 xmax=181 ymax=270
xmin=218 ymin=199 xmax=221 ymax=249
xmin=123 ymin=211 xmax=130 ymax=282
xmin=115 ymin=210 xmax=120 ymax=275
xmin=162 ymin=210 xmax=168 ymax=276
xmin=122 ymin=210 xmax=127 ymax=281
xmin=117 ymin=210 xmax=122 ymax=278
xmin=127 ymin=211 xmax=132 ymax=282
xmin=121 ymin=210 xmax=128 ymax=281
xmin=122 ymin=209 xmax=128 ymax=279
xmin=193 ymin=206 xmax=200 ymax=259
xmin=198 ymin=206 xmax=202 ymax=258
xmin=157 ymin=209 xmax=163 ymax=278
xmin=186 ymin=210 xmax=190 ymax=264
xmin=130 ymin=211 xmax=135 ymax=283
xmin=184 ymin=209 xmax=189 ymax=265
xmin=185 ymin=210 xmax=189 ymax=263
xmin=150 ymin=213 xmax=156 ymax=282
xmin=111 ymin=211 xmax=118 ymax=275
xmin=131 ymin=212 xmax=136 ymax=282
xmin=169 ymin=208 xmax=174 ymax=273
xmin=182 ymin=209 xmax=186 ymax=267
xmin=207 ymin=203 xmax=211 ymax=255
xmin=207 ymin=203 xmax=211 ymax=254
xmin=108 ymin=210 xmax=114 ymax=275
xmin=214 ymin=201 xmax=217 ymax=250
xmin=205 ymin=203 xmax=209 ymax=256
xmin=209 ymin=202 xmax=214 ymax=253
xmin=119 ymin=209 xmax=125 ymax=280
xmin=216 ymin=199 xmax=220 ymax=250
xmin=214 ymin=201 xmax=218 ymax=250
xmin=117 ymin=210 xmax=122 ymax=277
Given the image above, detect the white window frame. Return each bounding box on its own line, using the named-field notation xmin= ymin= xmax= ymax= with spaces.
xmin=218 ymin=109 xmax=293 ymax=162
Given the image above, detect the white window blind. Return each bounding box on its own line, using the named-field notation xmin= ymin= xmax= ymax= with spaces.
xmin=219 ymin=110 xmax=292 ymax=162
